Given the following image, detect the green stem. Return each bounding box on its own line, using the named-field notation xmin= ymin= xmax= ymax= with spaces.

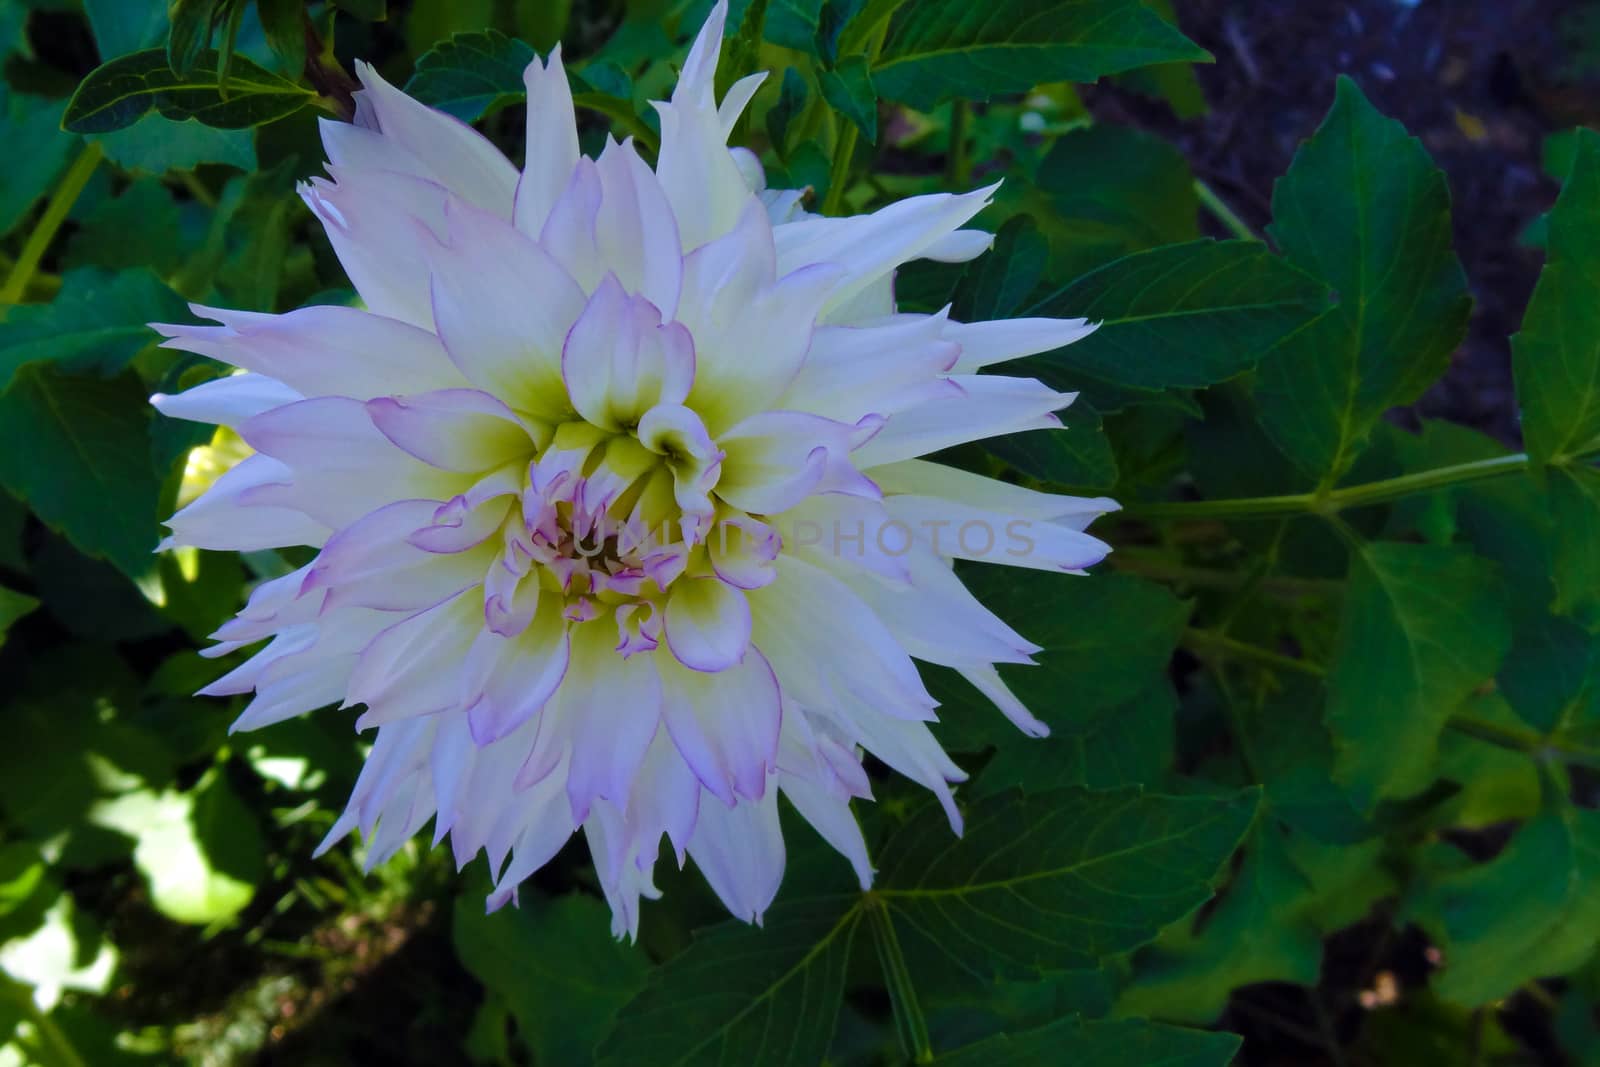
xmin=1 ymin=142 xmax=103 ymax=307
xmin=865 ymin=897 xmax=933 ymax=1064
xmin=947 ymin=99 xmax=971 ymax=188
xmin=1184 ymin=628 xmax=1324 ymax=677
xmin=820 ymin=21 xmax=888 ymax=216
xmin=1114 ymin=549 xmax=1336 ymax=598
xmin=1126 ymin=452 xmax=1542 ymax=522
xmin=821 ymin=120 xmax=859 ymax=216
xmin=1194 ymin=178 xmax=1257 ymax=241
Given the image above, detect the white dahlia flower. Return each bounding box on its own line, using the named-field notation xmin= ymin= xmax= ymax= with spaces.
xmin=151 ymin=1 xmax=1115 ymax=935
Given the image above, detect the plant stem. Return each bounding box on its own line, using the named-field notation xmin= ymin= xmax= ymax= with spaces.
xmin=1114 ymin=549 xmax=1337 ymax=598
xmin=1194 ymin=178 xmax=1257 ymax=241
xmin=1 ymin=142 xmax=103 ymax=307
xmin=822 ymin=120 xmax=859 ymax=215
xmin=947 ymin=99 xmax=971 ymax=188
xmin=1126 ymin=452 xmax=1542 ymax=522
xmin=1184 ymin=628 xmax=1324 ymax=677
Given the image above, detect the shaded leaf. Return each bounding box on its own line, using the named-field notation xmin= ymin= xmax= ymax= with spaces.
xmin=1547 ymin=461 xmax=1600 ymax=628
xmin=0 ymin=88 xmax=76 ymax=239
xmin=1024 ymin=239 xmax=1330 ymax=391
xmin=871 ymin=0 xmax=1208 ymax=109
xmin=1254 ymin=77 xmax=1471 ymax=484
xmin=0 ymin=585 xmax=38 ymax=646
xmin=0 ymin=367 xmax=161 ymax=580
xmin=1326 ymin=543 xmax=1512 ymax=806
xmin=1513 ymin=126 xmax=1600 ymax=465
xmin=877 ymin=786 xmax=1259 ymax=976
xmin=932 ymin=570 xmax=1187 ymax=751
xmin=986 ymin=400 xmax=1118 ymax=489
xmin=454 ymin=891 xmax=649 ymax=1066
xmin=596 ymin=898 xmax=862 ymax=1067
xmin=766 ymin=67 xmax=808 ymax=160
xmin=818 ymin=54 xmax=876 ymax=142
xmin=1024 ymin=123 xmax=1198 ymax=282
xmin=973 ymin=682 xmax=1175 ymax=797
xmin=935 ymin=1015 xmax=1240 ymax=1067
xmin=952 ymin=215 xmax=1047 ymax=322
xmin=91 ymin=113 xmax=257 ymax=173
xmin=63 ymin=47 xmax=315 ymax=134
xmin=83 ymin=0 xmax=167 ymax=58
xmin=1417 ymin=795 xmax=1600 ymax=1006
xmin=0 ymin=269 xmax=189 ymax=392
xmin=1119 ymin=822 xmax=1322 ymax=1023
xmin=405 ymin=30 xmax=537 ymax=122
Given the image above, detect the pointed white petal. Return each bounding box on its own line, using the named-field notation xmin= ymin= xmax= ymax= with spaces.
xmin=514 ymin=44 xmax=580 ymax=236
xmin=347 ymin=60 xmax=518 ymax=215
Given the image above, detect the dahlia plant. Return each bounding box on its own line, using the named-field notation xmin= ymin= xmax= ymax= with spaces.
xmin=151 ymin=0 xmax=1113 ymax=934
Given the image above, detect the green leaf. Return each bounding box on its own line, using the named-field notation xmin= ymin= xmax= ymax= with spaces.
xmin=1499 ymin=610 xmax=1600 ymax=736
xmin=876 ymin=786 xmax=1259 ymax=976
xmin=0 ymin=585 xmax=38 ymax=645
xmin=1119 ymin=822 xmax=1322 ymax=1023
xmin=334 ymin=0 xmax=388 ymax=19
xmin=0 ymin=269 xmax=189 ymax=392
xmin=1023 ymin=239 xmax=1330 ymax=392
xmin=1417 ymin=796 xmax=1600 ymax=1006
xmin=91 ymin=113 xmax=257 ymax=173
xmin=973 ymin=682 xmax=1175 ymax=796
xmin=0 ymin=646 xmax=173 ymax=850
xmin=986 ymin=400 xmax=1118 ymax=489
xmin=931 ymin=570 xmax=1188 ymax=751
xmin=64 ymin=181 xmax=186 ymax=273
xmin=453 ymin=891 xmax=649 ymax=1066
xmin=166 ymin=0 xmax=218 ymax=78
xmin=90 ymin=771 xmax=262 ymax=925
xmin=258 ymin=0 xmax=307 ymax=75
xmin=817 ymin=54 xmax=876 ymax=142
xmin=83 ymin=0 xmax=168 ymax=58
xmin=952 ymin=215 xmax=1048 ymax=322
xmin=759 ymin=0 xmax=820 ymax=51
xmin=405 ymin=30 xmax=538 ymax=123
xmin=1254 ymin=77 xmax=1471 ymax=485
xmin=812 ymin=0 xmax=863 ymax=66
xmin=765 ymin=67 xmax=808 ymax=160
xmin=1326 ymin=543 xmax=1512 ymax=806
xmin=0 ymin=88 xmax=76 ymax=239
xmin=935 ymin=1015 xmax=1240 ymax=1067
xmin=871 ymin=0 xmax=1209 ymax=109
xmin=1023 ymin=123 xmax=1198 ymax=282
xmin=1111 ymin=0 xmax=1206 ymax=119
xmin=1513 ymin=127 xmax=1600 ymax=465
xmin=596 ymin=898 xmax=863 ymax=1067
xmin=63 ymin=47 xmax=315 ymax=134
xmin=1547 ymin=460 xmax=1600 ymax=629
xmin=0 ymin=367 xmax=161 ymax=580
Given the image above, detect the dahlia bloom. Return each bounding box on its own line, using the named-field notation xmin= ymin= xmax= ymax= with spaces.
xmin=151 ymin=1 xmax=1115 ymax=935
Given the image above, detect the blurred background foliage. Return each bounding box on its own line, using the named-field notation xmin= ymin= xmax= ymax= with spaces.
xmin=1 ymin=0 xmax=1599 ymax=1064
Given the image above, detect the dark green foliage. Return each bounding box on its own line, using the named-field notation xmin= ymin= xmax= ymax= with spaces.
xmin=0 ymin=1 xmax=1592 ymax=1064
